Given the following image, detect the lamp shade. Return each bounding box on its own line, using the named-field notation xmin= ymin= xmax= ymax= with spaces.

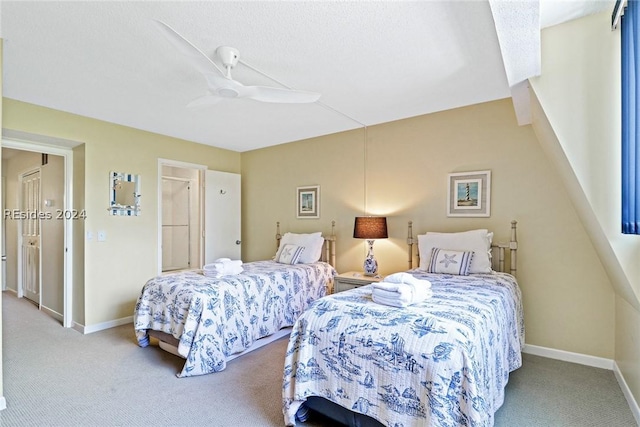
xmin=353 ymin=216 xmax=388 ymax=239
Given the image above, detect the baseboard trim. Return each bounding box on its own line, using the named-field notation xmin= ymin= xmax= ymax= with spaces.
xmin=613 ymin=362 xmax=640 ymax=426
xmin=523 ymin=344 xmax=640 ymax=422
xmin=74 ymin=316 xmax=133 ymax=334
xmin=522 ymin=343 xmax=614 ymax=370
xmin=40 ymin=305 xmax=63 ymax=323
xmin=0 ymin=396 xmax=6 ymax=411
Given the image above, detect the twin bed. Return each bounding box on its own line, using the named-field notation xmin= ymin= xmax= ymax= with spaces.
xmin=283 ymin=221 xmax=523 ymax=427
xmin=133 ymin=219 xmax=523 ymax=427
xmin=133 ymin=222 xmax=337 ymax=377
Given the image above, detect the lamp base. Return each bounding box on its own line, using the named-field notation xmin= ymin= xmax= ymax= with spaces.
xmin=363 ymin=239 xmax=378 ymax=276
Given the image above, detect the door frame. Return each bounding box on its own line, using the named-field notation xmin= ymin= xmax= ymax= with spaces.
xmin=157 ymin=158 xmax=206 ymax=275
xmin=2 ymin=136 xmax=75 ymax=328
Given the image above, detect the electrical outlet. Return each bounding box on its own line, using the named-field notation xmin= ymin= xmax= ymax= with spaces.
xmin=97 ymin=231 xmax=106 ymax=242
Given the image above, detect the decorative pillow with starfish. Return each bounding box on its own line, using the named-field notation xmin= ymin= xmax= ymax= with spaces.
xmin=427 ymin=247 xmax=474 ymax=275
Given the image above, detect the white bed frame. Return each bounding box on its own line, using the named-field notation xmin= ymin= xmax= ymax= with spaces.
xmin=153 ymin=220 xmax=338 ymax=362
xmin=406 ymin=220 xmax=518 ymax=276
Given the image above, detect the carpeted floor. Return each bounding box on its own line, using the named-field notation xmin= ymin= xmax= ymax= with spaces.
xmin=0 ymin=292 xmax=637 ymax=426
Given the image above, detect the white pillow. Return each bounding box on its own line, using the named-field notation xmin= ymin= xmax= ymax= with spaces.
xmin=427 ymin=248 xmax=473 ymax=275
xmin=276 ymin=244 xmax=305 ymax=265
xmin=418 ymin=229 xmax=492 ymax=274
xmin=275 ymin=232 xmax=324 ymax=264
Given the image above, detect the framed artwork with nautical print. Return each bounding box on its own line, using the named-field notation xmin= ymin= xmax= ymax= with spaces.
xmin=447 ymin=170 xmax=491 ymax=217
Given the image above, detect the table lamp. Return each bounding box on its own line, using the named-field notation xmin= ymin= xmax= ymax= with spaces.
xmin=353 ymin=216 xmax=388 ymax=276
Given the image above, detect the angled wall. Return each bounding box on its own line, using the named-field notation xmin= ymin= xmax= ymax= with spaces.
xmin=529 ymin=10 xmax=640 ymax=411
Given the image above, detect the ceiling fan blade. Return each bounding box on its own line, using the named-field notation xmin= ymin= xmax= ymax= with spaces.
xmin=203 ymin=72 xmax=242 ymax=90
xmin=243 ymin=86 xmax=321 ymax=104
xmin=154 ymin=20 xmax=224 ymax=77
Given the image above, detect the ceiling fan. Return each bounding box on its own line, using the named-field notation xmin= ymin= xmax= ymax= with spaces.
xmin=154 ymin=20 xmax=321 ymax=105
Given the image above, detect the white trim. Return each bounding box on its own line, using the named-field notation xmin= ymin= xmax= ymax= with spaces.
xmin=614 ymin=362 xmax=640 ymax=425
xmin=0 ymin=396 xmax=6 ymax=411
xmin=2 ymin=129 xmax=82 ymax=149
xmin=2 ymin=137 xmax=74 ymax=328
xmin=40 ymin=304 xmax=63 ymax=323
xmin=523 ymin=343 xmax=614 ymax=370
xmin=71 ymin=321 xmax=84 ymax=334
xmin=73 ymin=315 xmax=133 ymax=334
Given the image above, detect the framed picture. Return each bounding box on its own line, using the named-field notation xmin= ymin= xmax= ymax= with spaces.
xmin=447 ymin=170 xmax=491 ymax=217
xmin=296 ymin=185 xmax=320 ymax=219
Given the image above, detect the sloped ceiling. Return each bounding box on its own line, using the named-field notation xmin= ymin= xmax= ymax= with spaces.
xmin=1 ymin=1 xmax=612 ymax=152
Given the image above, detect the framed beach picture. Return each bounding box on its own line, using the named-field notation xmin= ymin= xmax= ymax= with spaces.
xmin=447 ymin=170 xmax=491 ymax=217
xmin=296 ymin=185 xmax=320 ymax=218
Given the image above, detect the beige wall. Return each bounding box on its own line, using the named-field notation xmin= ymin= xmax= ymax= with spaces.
xmin=530 ymin=11 xmax=640 ymax=405
xmin=242 ymin=97 xmax=615 ymax=359
xmin=2 ymin=98 xmax=241 ymax=327
xmin=40 ymin=154 xmax=65 ymax=315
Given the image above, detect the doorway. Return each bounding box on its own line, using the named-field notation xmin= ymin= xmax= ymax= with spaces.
xmin=1 ymin=136 xmax=74 ymax=328
xmin=157 ymin=159 xmax=242 ymax=274
xmin=161 ymin=167 xmax=200 ymax=272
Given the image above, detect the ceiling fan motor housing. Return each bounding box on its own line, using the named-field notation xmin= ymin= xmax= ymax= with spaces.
xmin=216 ymin=46 xmax=240 ymax=68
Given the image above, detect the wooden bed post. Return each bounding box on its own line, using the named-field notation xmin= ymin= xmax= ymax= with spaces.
xmin=275 ymin=221 xmax=281 ymax=250
xmin=407 ymin=220 xmax=414 ymax=270
xmin=509 ymin=220 xmax=518 ymax=277
xmin=325 ymin=220 xmax=337 ymax=267
xmin=493 ymin=220 xmax=518 ymax=276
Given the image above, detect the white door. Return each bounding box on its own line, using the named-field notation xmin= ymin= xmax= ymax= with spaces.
xmin=204 ymin=170 xmax=241 ymax=264
xmin=21 ymin=169 xmax=41 ymax=305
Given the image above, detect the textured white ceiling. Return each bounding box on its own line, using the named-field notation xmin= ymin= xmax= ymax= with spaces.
xmin=1 ymin=1 xmax=613 ymax=152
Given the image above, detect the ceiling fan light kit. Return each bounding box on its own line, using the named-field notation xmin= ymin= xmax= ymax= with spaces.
xmin=155 ymin=20 xmax=320 ymax=104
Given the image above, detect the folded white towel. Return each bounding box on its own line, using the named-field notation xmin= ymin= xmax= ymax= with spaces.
xmin=371 ymin=275 xmax=432 ymax=307
xmin=203 ymin=262 xmax=222 ymax=271
xmin=202 ymin=259 xmax=243 ymax=277
xmin=383 ymin=272 xmax=432 ymax=289
xmin=372 ymin=289 xmax=433 ymax=308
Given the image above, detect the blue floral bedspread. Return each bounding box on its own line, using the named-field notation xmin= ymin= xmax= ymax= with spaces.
xmin=134 ymin=260 xmax=336 ymax=377
xmin=282 ymin=270 xmax=524 ymax=427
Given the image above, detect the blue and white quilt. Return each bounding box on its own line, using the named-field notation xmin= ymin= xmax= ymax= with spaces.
xmin=283 ymin=270 xmax=524 ymax=427
xmin=134 ymin=260 xmax=336 ymax=377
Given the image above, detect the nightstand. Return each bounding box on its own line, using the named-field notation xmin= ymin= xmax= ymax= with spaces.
xmin=334 ymin=271 xmax=384 ymax=293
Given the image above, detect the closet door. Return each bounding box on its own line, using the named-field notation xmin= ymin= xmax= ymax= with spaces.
xmin=21 ymin=169 xmax=41 ymax=304
xmin=204 ymin=170 xmax=241 ymax=263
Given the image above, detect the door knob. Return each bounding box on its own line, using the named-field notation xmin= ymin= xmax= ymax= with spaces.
xmin=235 ymin=240 xmax=241 ymax=245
